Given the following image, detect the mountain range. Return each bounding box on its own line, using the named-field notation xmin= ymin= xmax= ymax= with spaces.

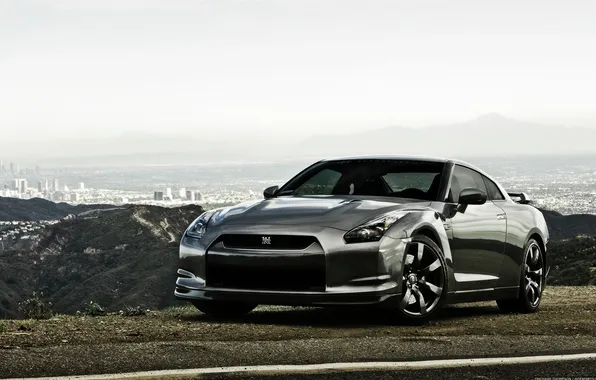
xmin=3 ymin=114 xmax=596 ymax=165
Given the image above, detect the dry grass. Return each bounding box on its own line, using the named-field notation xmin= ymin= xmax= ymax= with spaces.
xmin=1 ymin=286 xmax=595 ymax=349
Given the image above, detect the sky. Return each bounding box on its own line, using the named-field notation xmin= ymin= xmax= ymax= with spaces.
xmin=1 ymin=0 xmax=595 ymax=142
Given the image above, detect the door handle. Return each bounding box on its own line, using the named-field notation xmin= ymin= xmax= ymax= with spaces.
xmin=497 ymin=213 xmax=506 ymax=220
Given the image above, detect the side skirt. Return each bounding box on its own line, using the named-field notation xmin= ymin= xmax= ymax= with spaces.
xmin=445 ymin=286 xmax=519 ymax=304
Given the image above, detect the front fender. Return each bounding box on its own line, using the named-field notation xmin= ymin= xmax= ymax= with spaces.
xmin=385 ymin=210 xmax=455 ymax=295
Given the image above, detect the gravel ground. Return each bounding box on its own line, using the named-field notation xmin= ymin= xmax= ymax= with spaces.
xmin=1 ymin=286 xmax=595 ymax=378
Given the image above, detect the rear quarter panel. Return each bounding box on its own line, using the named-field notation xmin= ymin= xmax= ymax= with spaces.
xmin=494 ymin=201 xmax=549 ymax=288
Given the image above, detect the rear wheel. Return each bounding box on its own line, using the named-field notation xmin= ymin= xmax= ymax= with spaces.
xmin=497 ymin=238 xmax=545 ymax=313
xmin=192 ymin=300 xmax=257 ymax=318
xmin=396 ymin=235 xmax=448 ymax=321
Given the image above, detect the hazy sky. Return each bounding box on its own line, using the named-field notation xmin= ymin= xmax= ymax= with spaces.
xmin=1 ymin=0 xmax=595 ymax=141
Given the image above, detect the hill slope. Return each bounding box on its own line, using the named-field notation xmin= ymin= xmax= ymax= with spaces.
xmin=0 ymin=196 xmax=116 ymax=221
xmin=0 ymin=204 xmax=203 ymax=318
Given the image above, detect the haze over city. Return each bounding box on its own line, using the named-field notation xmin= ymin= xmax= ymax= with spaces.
xmin=1 ymin=0 xmax=596 ymax=161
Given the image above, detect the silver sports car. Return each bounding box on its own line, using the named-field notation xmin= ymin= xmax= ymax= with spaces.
xmin=175 ymin=156 xmax=549 ymax=321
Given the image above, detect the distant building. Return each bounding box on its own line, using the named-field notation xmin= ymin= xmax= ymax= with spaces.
xmin=53 ymin=178 xmax=59 ymax=192
xmin=19 ymin=179 xmax=27 ymax=194
xmin=63 ymin=184 xmax=69 ymax=192
xmin=179 ymin=188 xmax=186 ymax=199
xmin=9 ymin=162 xmax=15 ymax=175
xmin=37 ymin=181 xmax=43 ymax=192
xmin=12 ymin=179 xmax=19 ymax=191
xmin=70 ymin=193 xmax=80 ymax=202
xmin=166 ymin=188 xmax=172 ymax=200
xmin=195 ymin=191 xmax=203 ymax=201
xmin=186 ymin=190 xmax=195 ymax=201
xmin=79 ymin=182 xmax=85 ymax=190
xmin=154 ymin=191 xmax=164 ymax=201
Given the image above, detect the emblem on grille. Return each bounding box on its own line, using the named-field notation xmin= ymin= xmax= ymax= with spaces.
xmin=261 ymin=236 xmax=272 ymax=245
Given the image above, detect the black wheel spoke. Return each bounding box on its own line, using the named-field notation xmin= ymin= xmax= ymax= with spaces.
xmin=413 ymin=287 xmax=427 ymax=314
xmin=420 ymin=259 xmax=441 ymax=275
xmin=420 ymin=280 xmax=442 ymax=295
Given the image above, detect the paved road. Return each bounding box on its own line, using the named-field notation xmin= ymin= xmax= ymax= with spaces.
xmin=197 ymin=360 xmax=596 ymax=380
xmin=3 ymin=336 xmax=596 ymax=378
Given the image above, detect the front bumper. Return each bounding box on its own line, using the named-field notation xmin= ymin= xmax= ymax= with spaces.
xmin=174 ymin=224 xmax=409 ymax=307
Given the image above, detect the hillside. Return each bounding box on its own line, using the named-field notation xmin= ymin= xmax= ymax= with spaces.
xmin=0 ymin=196 xmax=115 ymax=221
xmin=0 ymin=204 xmax=203 ymax=318
xmin=539 ymin=209 xmax=596 ymax=240
xmin=548 ymin=236 xmax=596 ymax=285
xmin=1 ymin=197 xmax=596 ymax=318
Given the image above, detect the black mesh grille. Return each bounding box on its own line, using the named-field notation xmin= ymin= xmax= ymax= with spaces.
xmin=206 ymin=254 xmax=325 ymax=291
xmin=220 ymin=234 xmax=316 ymax=250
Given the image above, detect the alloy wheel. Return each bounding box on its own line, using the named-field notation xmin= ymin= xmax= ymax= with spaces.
xmin=524 ymin=242 xmax=543 ymax=307
xmin=400 ymin=241 xmax=445 ymax=317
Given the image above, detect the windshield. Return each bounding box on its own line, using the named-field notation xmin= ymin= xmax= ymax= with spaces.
xmin=279 ymin=159 xmax=445 ymax=201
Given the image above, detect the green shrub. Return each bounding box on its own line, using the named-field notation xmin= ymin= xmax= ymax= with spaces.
xmin=76 ymin=300 xmax=106 ymax=317
xmin=18 ymin=292 xmax=54 ymax=320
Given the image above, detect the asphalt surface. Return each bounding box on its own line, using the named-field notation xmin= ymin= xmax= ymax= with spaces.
xmin=3 ymin=336 xmax=596 ymax=378
xmin=196 ymin=360 xmax=596 ymax=380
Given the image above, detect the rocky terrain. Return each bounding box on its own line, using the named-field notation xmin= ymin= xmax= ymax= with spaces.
xmin=0 ymin=204 xmax=203 ymax=318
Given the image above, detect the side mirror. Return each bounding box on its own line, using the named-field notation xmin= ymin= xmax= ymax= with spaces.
xmin=458 ymin=188 xmax=487 ymax=205
xmin=263 ymin=185 xmax=279 ymax=199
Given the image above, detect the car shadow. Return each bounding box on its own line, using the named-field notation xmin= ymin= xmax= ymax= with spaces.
xmin=179 ymin=304 xmax=502 ymax=327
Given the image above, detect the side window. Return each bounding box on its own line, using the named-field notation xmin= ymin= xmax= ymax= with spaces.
xmin=294 ymin=169 xmax=342 ymax=195
xmin=449 ymin=165 xmax=487 ymax=203
xmin=482 ymin=176 xmax=505 ymax=201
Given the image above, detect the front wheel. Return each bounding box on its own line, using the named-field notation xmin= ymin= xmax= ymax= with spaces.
xmin=192 ymin=300 xmax=257 ymax=318
xmin=497 ymin=238 xmax=545 ymax=313
xmin=396 ymin=235 xmax=448 ymax=321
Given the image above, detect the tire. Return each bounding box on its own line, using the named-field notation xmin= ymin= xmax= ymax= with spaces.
xmin=192 ymin=300 xmax=257 ymax=318
xmin=497 ymin=238 xmax=545 ymax=314
xmin=396 ymin=235 xmax=448 ymax=322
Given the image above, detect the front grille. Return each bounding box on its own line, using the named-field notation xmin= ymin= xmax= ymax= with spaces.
xmin=220 ymin=234 xmax=316 ymax=250
xmin=206 ymin=253 xmax=325 ymax=291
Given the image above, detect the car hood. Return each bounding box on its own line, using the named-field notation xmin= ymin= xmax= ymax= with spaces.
xmin=208 ymin=196 xmax=432 ymax=231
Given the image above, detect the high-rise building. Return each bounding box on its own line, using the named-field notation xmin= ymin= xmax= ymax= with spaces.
xmin=44 ymin=180 xmax=49 ymax=192
xmin=179 ymin=188 xmax=186 ymax=198
xmin=195 ymin=191 xmax=203 ymax=201
xmin=20 ymin=179 xmax=28 ymax=194
xmin=0 ymin=160 xmax=4 ymax=173
xmin=166 ymin=187 xmax=172 ymax=200
xmin=12 ymin=179 xmax=19 ymax=191
xmin=79 ymin=183 xmax=85 ymax=190
xmin=9 ymin=163 xmax=15 ymax=175
xmin=154 ymin=191 xmax=164 ymax=201
xmin=53 ymin=179 xmax=59 ymax=192
xmin=38 ymin=181 xmax=43 ymax=192
xmin=186 ymin=190 xmax=195 ymax=201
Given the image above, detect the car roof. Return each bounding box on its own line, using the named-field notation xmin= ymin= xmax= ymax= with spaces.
xmin=322 ymin=154 xmax=449 ymax=164
xmin=321 ymin=154 xmax=495 ymax=180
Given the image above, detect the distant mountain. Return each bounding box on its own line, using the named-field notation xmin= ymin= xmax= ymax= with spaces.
xmin=4 ymin=114 xmax=596 ymax=166
xmin=299 ymin=114 xmax=596 ymax=157
xmin=539 ymin=209 xmax=596 ymax=241
xmin=0 ymin=197 xmax=116 ymax=221
xmin=0 ymin=204 xmax=203 ymax=318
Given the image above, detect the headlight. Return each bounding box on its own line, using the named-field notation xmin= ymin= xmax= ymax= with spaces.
xmin=344 ymin=211 xmax=407 ymax=243
xmin=186 ymin=211 xmax=215 ymax=239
